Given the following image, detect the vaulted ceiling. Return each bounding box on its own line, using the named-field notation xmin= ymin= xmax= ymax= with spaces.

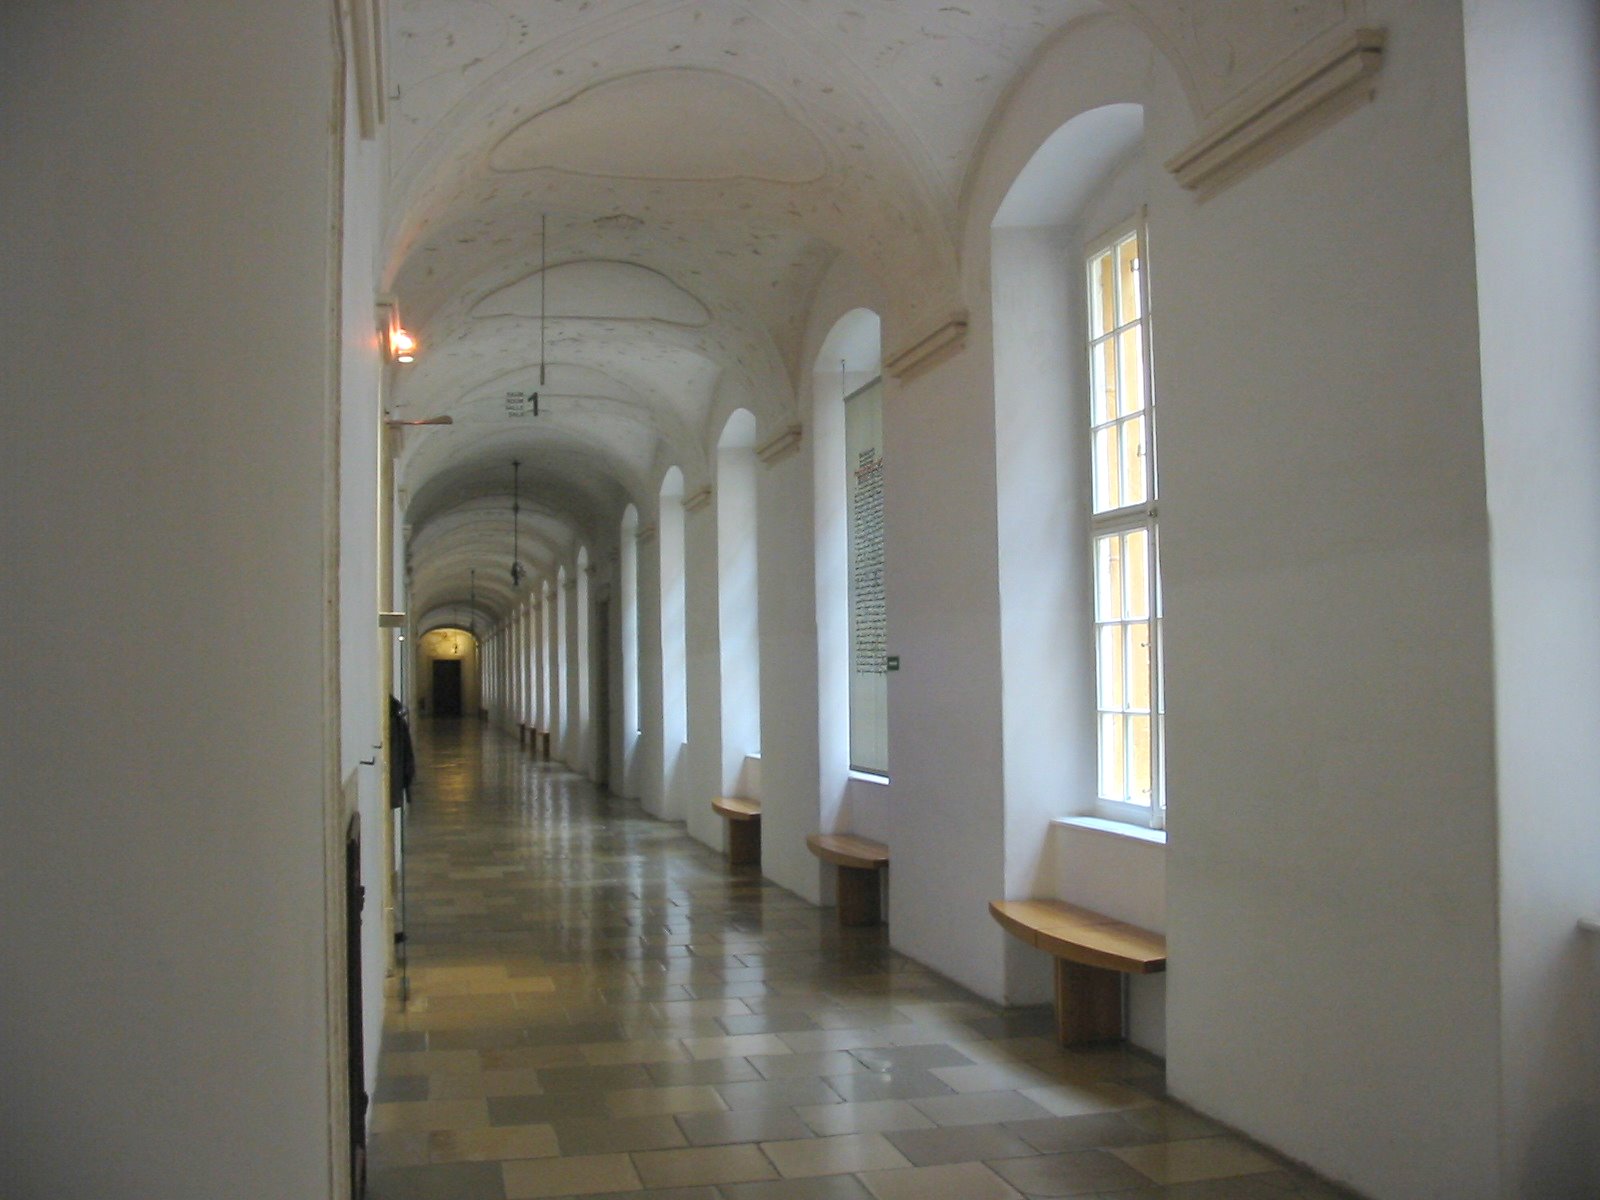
xmin=385 ymin=0 xmax=1105 ymax=633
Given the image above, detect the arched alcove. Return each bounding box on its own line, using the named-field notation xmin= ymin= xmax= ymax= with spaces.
xmin=415 ymin=626 xmax=481 ymax=719
xmin=990 ymin=98 xmax=1164 ymax=1044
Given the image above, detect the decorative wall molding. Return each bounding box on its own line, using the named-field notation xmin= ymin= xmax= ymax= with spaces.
xmin=757 ymin=424 xmax=804 ymax=465
xmin=885 ymin=315 xmax=968 ymax=383
xmin=1166 ymin=27 xmax=1386 ymax=199
xmin=343 ymin=0 xmax=386 ymax=140
xmin=636 ymin=523 xmax=658 ymax=544
xmin=682 ymin=485 xmax=713 ymax=512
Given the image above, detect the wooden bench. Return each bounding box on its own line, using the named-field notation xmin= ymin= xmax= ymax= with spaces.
xmin=989 ymin=898 xmax=1166 ymax=1047
xmin=711 ymin=796 xmax=762 ymax=866
xmin=807 ymin=834 xmax=889 ymax=926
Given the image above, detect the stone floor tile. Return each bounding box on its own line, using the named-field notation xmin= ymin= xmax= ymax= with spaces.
xmin=630 ymin=1142 xmax=778 ymax=1188
xmin=501 ymin=1152 xmax=641 ymax=1198
xmin=716 ymin=1075 xmax=845 ymax=1110
xmin=760 ymin=1132 xmax=913 ymax=1178
xmin=645 ymin=1055 xmax=762 ymax=1086
xmin=605 ymin=1083 xmax=728 ymax=1118
xmin=550 ymin=1114 xmax=689 ymax=1155
xmin=794 ymin=1099 xmax=936 ymax=1136
xmin=1004 ymin=1112 xmax=1160 ymax=1153
xmin=675 ymin=1105 xmax=816 ymax=1146
xmin=849 ymin=1043 xmax=976 ymax=1072
xmin=377 ymin=1074 xmax=432 ymax=1102
xmin=883 ymin=1121 xmax=1038 ymax=1166
xmin=910 ymin=1090 xmax=1055 ymax=1128
xmin=365 ymin=724 xmax=1334 ymax=1200
xmin=1019 ymin=1082 xmax=1154 ymax=1118
xmin=488 ymin=1091 xmax=614 ymax=1125
xmin=371 ymin=1098 xmax=491 ymax=1134
xmin=368 ymin=1161 xmax=507 ymax=1200
xmin=719 ymin=1175 xmax=876 ymax=1199
xmin=859 ymin=1161 xmax=1024 ymax=1200
xmin=1109 ymin=1137 xmax=1281 ymax=1185
xmin=988 ymin=1148 xmax=1153 ymax=1196
xmin=428 ymin=1124 xmax=560 ymax=1163
xmin=820 ymin=1066 xmax=955 ymax=1103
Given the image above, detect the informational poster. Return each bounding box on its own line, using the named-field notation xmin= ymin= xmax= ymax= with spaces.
xmin=845 ymin=378 xmax=888 ymax=774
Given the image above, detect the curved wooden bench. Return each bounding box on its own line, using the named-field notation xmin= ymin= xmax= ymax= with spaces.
xmin=990 ymin=899 xmax=1166 ymax=1047
xmin=807 ymin=834 xmax=889 ymax=926
xmin=711 ymin=796 xmax=761 ymax=865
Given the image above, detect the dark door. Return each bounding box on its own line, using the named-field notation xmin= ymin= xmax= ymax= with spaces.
xmin=432 ymin=658 xmax=463 ymax=717
xmin=345 ymin=815 xmax=367 ymax=1196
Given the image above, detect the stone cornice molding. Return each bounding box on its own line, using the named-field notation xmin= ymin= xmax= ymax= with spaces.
xmin=683 ymin=485 xmax=713 ymax=512
xmin=756 ymin=424 xmax=803 ymax=465
xmin=885 ymin=315 xmax=968 ymax=383
xmin=636 ymin=523 xmax=658 ymax=544
xmin=1166 ymin=27 xmax=1386 ymax=199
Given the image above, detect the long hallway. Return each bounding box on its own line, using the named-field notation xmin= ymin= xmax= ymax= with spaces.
xmin=368 ymin=724 xmax=1329 ymax=1200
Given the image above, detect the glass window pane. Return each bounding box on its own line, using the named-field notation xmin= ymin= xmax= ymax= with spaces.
xmin=1117 ymin=235 xmax=1142 ymax=326
xmin=1128 ymin=715 xmax=1152 ymax=806
xmin=1090 ymin=251 xmax=1116 ymax=339
xmin=1120 ymin=415 xmax=1147 ymax=508
xmin=1098 ymin=624 xmax=1125 ymax=709
xmin=1095 ymin=535 xmax=1124 ymax=621
xmin=1118 ymin=326 xmax=1145 ymax=416
xmin=1127 ymin=621 xmax=1151 ymax=711
xmin=1124 ymin=528 xmax=1148 ymax=619
xmin=1092 ymin=339 xmax=1118 ymax=425
xmin=1100 ymin=713 xmax=1126 ymax=801
xmin=1094 ymin=426 xmax=1121 ymax=512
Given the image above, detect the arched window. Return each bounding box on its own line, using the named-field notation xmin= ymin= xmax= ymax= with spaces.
xmin=991 ymin=102 xmax=1164 ymax=828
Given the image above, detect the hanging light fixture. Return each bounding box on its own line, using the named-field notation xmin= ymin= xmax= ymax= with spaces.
xmin=509 ymin=460 xmax=526 ymax=588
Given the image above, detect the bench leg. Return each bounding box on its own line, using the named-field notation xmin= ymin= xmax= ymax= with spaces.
xmin=726 ymin=819 xmax=760 ymax=866
xmin=836 ymin=866 xmax=882 ymax=927
xmin=1054 ymin=959 xmax=1124 ymax=1046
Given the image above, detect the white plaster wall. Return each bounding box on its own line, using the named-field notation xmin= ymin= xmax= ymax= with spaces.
xmin=0 ymin=3 xmax=338 ymax=1194
xmin=1465 ymin=1 xmax=1600 ymax=1192
xmin=880 ymin=344 xmax=1009 ymax=1002
xmin=1150 ymin=6 xmax=1502 ymax=1196
xmin=757 ymin=440 xmax=825 ymax=903
xmin=337 ymin=46 xmax=392 ymax=1108
xmin=951 ymin=7 xmax=1505 ymax=1196
xmin=637 ymin=533 xmax=667 ymax=817
xmin=564 ymin=580 xmax=582 ymax=765
xmin=685 ymin=502 xmax=725 ymax=850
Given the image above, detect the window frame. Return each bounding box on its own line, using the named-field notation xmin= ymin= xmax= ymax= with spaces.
xmin=1085 ymin=217 xmax=1165 ymax=830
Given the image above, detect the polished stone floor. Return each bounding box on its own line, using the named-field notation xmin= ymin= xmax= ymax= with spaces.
xmin=368 ymin=720 xmax=1341 ymax=1200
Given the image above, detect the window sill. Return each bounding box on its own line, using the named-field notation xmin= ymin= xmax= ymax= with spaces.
xmin=848 ymin=769 xmax=889 ymax=786
xmin=1051 ymin=815 xmax=1167 ymax=847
